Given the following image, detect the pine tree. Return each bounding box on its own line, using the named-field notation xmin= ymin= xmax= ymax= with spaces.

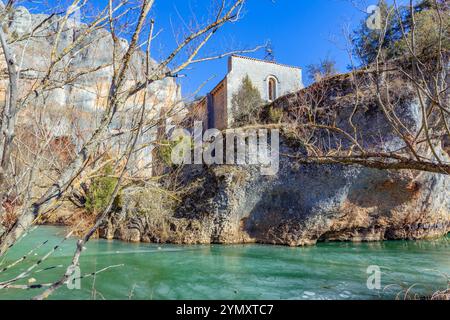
xmin=231 ymin=75 xmax=263 ymax=127
xmin=352 ymin=0 xmax=400 ymax=65
xmin=351 ymin=0 xmax=448 ymax=66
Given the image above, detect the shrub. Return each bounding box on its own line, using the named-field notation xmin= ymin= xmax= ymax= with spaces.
xmin=232 ymin=75 xmax=263 ymax=127
xmin=268 ymin=106 xmax=284 ymax=123
xmin=158 ymin=136 xmax=193 ymax=166
xmin=306 ymin=57 xmax=337 ymax=82
xmin=85 ymin=163 xmax=122 ymax=214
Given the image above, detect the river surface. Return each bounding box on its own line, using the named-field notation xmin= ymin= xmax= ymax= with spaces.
xmin=0 ymin=226 xmax=449 ymax=300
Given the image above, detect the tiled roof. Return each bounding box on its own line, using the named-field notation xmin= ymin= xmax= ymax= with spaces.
xmin=231 ymin=55 xmax=302 ymax=70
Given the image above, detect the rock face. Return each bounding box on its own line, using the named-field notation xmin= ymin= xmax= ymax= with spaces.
xmin=0 ymin=6 xmax=182 ymax=175
xmin=2 ymin=6 xmax=181 ymax=109
xmin=209 ymin=159 xmax=449 ymax=246
xmin=104 ymin=150 xmax=449 ymax=246
xmin=102 ymin=71 xmax=450 ymax=246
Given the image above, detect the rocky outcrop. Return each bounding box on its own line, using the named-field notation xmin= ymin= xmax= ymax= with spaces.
xmin=207 ymin=158 xmax=449 ymax=246
xmin=103 ymin=149 xmax=450 ymax=246
xmin=101 ymin=70 xmax=450 ymax=246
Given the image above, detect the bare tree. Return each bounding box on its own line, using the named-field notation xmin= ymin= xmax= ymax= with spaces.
xmin=0 ymin=0 xmax=254 ymax=298
xmin=306 ymin=57 xmax=338 ymax=83
xmin=269 ymin=0 xmax=449 ymax=175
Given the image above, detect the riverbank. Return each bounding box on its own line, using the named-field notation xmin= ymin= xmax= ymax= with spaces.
xmin=1 ymin=227 xmax=448 ymax=300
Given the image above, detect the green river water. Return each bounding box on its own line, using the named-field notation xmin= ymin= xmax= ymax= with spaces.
xmin=0 ymin=226 xmax=449 ymax=300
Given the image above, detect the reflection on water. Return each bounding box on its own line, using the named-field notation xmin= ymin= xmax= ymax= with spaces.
xmin=0 ymin=227 xmax=448 ymax=300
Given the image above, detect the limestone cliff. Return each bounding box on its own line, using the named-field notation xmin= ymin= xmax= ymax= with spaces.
xmin=1 ymin=6 xmax=181 ymax=111
xmin=0 ymin=6 xmax=182 ymax=175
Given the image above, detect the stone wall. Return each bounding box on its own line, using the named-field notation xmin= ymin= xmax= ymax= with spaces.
xmin=211 ymin=79 xmax=228 ymax=130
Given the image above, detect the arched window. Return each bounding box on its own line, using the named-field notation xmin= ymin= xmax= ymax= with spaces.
xmin=268 ymin=77 xmax=277 ymax=101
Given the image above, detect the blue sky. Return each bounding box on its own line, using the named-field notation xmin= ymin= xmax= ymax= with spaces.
xmin=148 ymin=0 xmax=372 ymax=98
xmin=26 ymin=0 xmax=376 ymax=98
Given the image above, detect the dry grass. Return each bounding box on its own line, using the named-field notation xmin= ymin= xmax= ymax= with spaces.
xmin=393 ymin=272 xmax=450 ymax=300
xmin=430 ymin=288 xmax=450 ymax=300
xmin=0 ymin=209 xmax=17 ymax=231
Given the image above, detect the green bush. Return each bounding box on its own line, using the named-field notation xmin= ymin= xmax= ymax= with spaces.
xmin=85 ymin=164 xmax=121 ymax=214
xmin=268 ymin=107 xmax=283 ymax=123
xmin=158 ymin=137 xmax=193 ymax=166
xmin=232 ymin=75 xmax=263 ymax=127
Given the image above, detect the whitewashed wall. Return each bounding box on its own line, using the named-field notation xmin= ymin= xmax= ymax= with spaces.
xmin=225 ymin=56 xmax=304 ymax=126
